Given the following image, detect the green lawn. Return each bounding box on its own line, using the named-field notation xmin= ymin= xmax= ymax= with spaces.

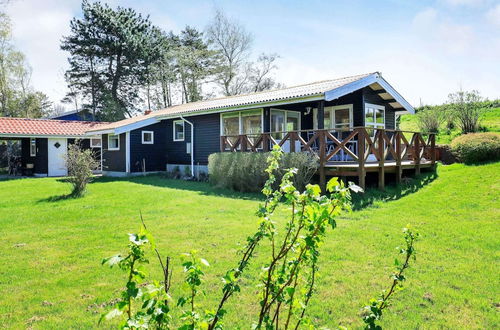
xmin=400 ymin=106 xmax=500 ymax=144
xmin=1 ymin=163 xmax=499 ymax=329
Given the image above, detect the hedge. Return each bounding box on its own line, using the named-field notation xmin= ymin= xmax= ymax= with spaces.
xmin=208 ymin=152 xmax=319 ymax=192
xmin=450 ymin=133 xmax=500 ymax=164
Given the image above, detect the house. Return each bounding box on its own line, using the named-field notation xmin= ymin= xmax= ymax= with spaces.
xmin=49 ymin=109 xmax=96 ymax=121
xmin=86 ymin=72 xmax=436 ymax=188
xmin=0 ymin=117 xmax=108 ymax=176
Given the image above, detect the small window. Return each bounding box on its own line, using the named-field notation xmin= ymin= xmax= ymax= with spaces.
xmin=142 ymin=131 xmax=154 ymax=144
xmin=108 ymin=134 xmax=120 ymax=150
xmin=173 ymin=120 xmax=184 ymax=141
xmin=90 ymin=138 xmax=102 ymax=148
xmin=30 ymin=138 xmax=36 ymax=157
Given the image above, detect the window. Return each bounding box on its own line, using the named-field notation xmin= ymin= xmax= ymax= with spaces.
xmin=364 ymin=103 xmax=385 ymax=137
xmin=90 ymin=138 xmax=101 ymax=148
xmin=270 ymin=109 xmax=301 ymax=139
xmin=173 ymin=120 xmax=184 ymax=141
xmin=108 ymin=134 xmax=120 ymax=150
xmin=221 ymin=109 xmax=263 ymax=137
xmin=142 ymin=131 xmax=154 ymax=144
xmin=313 ymin=104 xmax=353 ymax=130
xmin=30 ymin=138 xmax=36 ymax=157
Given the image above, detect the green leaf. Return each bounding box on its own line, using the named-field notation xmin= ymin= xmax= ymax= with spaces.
xmin=104 ymin=308 xmax=122 ymax=320
xmin=102 ymin=254 xmax=123 ymax=267
xmin=200 ymin=258 xmax=210 ymax=267
xmin=326 ymin=177 xmax=339 ymax=192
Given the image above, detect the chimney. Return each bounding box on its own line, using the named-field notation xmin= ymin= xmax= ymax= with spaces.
xmin=144 ymin=109 xmax=152 ymax=115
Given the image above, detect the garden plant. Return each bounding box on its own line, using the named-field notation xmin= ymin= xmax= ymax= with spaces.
xmin=101 ymin=146 xmax=418 ymax=328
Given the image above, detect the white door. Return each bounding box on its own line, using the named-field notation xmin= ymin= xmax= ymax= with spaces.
xmin=48 ymin=138 xmax=68 ymax=176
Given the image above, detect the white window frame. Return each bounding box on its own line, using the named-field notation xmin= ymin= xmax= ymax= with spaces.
xmin=364 ymin=103 xmax=385 ymax=128
xmin=90 ymin=137 xmax=102 ymax=148
xmin=141 ymin=131 xmax=154 ymax=144
xmin=270 ymin=109 xmax=302 ymax=131
xmin=313 ymin=104 xmax=353 ymax=130
xmin=219 ymin=108 xmax=264 ymax=136
xmin=30 ymin=138 xmax=36 ymax=157
xmin=173 ymin=120 xmax=185 ymax=141
xmin=108 ymin=134 xmax=120 ymax=151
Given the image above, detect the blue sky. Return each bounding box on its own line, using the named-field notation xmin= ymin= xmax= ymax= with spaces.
xmin=5 ymin=0 xmax=500 ymax=109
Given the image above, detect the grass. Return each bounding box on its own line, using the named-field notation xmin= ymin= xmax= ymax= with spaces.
xmin=400 ymin=106 xmax=500 ymax=144
xmin=1 ymin=163 xmax=499 ymax=329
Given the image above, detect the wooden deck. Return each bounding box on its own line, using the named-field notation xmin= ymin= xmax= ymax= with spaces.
xmin=220 ymin=127 xmax=436 ymax=191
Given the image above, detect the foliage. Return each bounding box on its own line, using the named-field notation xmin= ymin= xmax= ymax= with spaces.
xmin=205 ymin=8 xmax=281 ymax=96
xmin=208 ymin=151 xmax=319 ymax=192
xmin=101 ymin=146 xmax=362 ymax=328
xmin=416 ymin=106 xmax=445 ymax=133
xmin=448 ymin=90 xmax=483 ymax=133
xmin=450 ymin=132 xmax=500 ymax=164
xmin=64 ymin=142 xmax=100 ymax=196
xmin=362 ymin=227 xmax=419 ymax=329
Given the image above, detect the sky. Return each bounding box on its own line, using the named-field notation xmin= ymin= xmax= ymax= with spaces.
xmin=3 ymin=0 xmax=500 ymax=111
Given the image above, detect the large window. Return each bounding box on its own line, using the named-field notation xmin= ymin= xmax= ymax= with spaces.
xmin=314 ymin=104 xmax=353 ymax=130
xmin=30 ymin=138 xmax=36 ymax=157
xmin=270 ymin=109 xmax=301 ymax=139
xmin=108 ymin=134 xmax=120 ymax=150
xmin=173 ymin=120 xmax=185 ymax=141
xmin=221 ymin=109 xmax=263 ymax=136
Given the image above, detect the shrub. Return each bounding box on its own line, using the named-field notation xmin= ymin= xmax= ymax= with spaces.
xmin=416 ymin=106 xmax=444 ymax=133
xmin=450 ymin=133 xmax=500 ymax=164
xmin=448 ymin=90 xmax=483 ymax=133
xmin=65 ymin=142 xmax=99 ymax=196
xmin=208 ymin=151 xmax=319 ymax=192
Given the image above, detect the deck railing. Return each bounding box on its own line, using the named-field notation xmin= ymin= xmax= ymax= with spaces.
xmin=220 ymin=127 xmax=436 ymax=190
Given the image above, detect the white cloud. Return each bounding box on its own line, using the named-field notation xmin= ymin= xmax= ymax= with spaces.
xmin=486 ymin=4 xmax=500 ymax=27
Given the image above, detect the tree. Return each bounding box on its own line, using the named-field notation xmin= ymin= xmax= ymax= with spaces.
xmin=174 ymin=27 xmax=218 ymax=103
xmin=206 ymin=8 xmax=252 ymax=96
xmin=448 ymin=89 xmax=483 ymax=133
xmin=65 ymin=142 xmax=99 ymax=197
xmin=61 ymin=1 xmax=168 ymax=120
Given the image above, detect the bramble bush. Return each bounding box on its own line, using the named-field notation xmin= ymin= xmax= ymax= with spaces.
xmin=208 ymin=151 xmax=319 ymax=192
xmin=450 ymin=133 xmax=500 ymax=164
xmin=101 ymin=146 xmax=418 ymax=329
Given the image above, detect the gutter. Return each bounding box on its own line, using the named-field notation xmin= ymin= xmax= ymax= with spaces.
xmin=179 ymin=115 xmax=194 ymax=177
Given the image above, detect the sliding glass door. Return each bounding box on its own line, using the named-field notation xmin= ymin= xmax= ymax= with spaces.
xmin=270 ymin=109 xmax=301 ymax=152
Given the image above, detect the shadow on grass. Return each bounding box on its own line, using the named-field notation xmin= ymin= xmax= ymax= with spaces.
xmin=351 ymin=170 xmax=438 ymax=211
xmin=92 ymin=174 xmax=264 ymax=201
xmin=41 ymin=193 xmax=80 ymax=202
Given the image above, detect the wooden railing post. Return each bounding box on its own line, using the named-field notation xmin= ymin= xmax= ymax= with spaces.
xmin=395 ymin=131 xmax=402 ymax=184
xmin=290 ymin=132 xmax=296 ymax=152
xmin=318 ymin=130 xmax=326 ymax=193
xmin=262 ymin=133 xmax=269 ymax=152
xmin=220 ymin=136 xmax=225 ymax=152
xmin=357 ymin=128 xmax=366 ymax=191
xmin=240 ymin=135 xmax=247 ymax=152
xmin=414 ymin=133 xmax=420 ymax=175
xmin=377 ymin=129 xmax=385 ymax=190
xmin=430 ymin=133 xmax=436 ymax=168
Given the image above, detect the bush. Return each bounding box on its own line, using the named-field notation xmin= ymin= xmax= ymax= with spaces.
xmin=208 ymin=152 xmax=319 ymax=192
xmin=450 ymin=133 xmax=500 ymax=164
xmin=65 ymin=142 xmax=100 ymax=196
xmin=416 ymin=106 xmax=444 ymax=133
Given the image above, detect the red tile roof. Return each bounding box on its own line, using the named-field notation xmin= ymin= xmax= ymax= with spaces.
xmin=0 ymin=117 xmax=110 ymax=137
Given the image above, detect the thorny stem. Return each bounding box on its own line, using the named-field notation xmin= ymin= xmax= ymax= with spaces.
xmin=127 ymin=256 xmax=137 ymax=320
xmin=294 ymin=262 xmax=316 ymax=330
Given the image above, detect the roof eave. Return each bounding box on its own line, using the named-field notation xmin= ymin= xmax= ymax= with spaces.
xmin=324 ymin=73 xmax=415 ymax=114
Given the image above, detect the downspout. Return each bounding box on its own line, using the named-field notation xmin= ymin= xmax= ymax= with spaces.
xmin=180 ymin=115 xmax=194 ymax=177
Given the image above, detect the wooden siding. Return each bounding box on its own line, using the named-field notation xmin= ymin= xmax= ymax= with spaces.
xmin=130 ymin=122 xmax=168 ymax=172
xmin=21 ymin=137 xmax=48 ymax=174
xmin=362 ymin=87 xmax=396 ymax=129
xmin=102 ymin=133 xmax=126 ymax=172
xmin=164 ymin=113 xmax=220 ymax=165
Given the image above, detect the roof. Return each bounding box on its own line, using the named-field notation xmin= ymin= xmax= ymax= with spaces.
xmin=0 ymin=117 xmax=110 ymax=138
xmin=87 ymin=72 xmax=414 ymax=134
